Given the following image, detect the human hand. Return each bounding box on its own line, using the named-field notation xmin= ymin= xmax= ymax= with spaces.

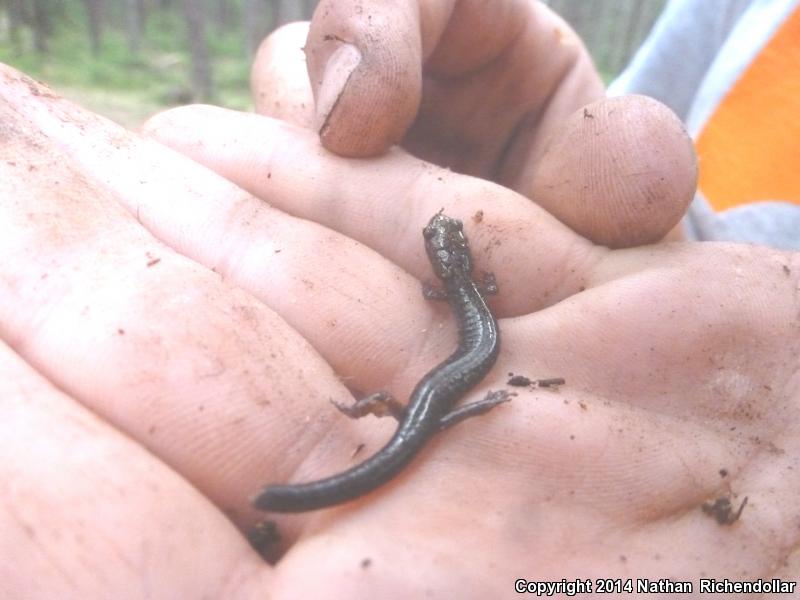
xmin=3 ymin=63 xmax=798 ymax=598
xmin=144 ymin=91 xmax=799 ymax=594
xmin=251 ymin=0 xmax=697 ymax=247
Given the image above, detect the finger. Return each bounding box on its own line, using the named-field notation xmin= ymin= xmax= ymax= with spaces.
xmin=260 ymin=3 xmax=691 ymax=247
xmin=529 ymin=95 xmax=698 ymax=248
xmin=2 ymin=66 xmax=446 ymax=397
xmin=495 ymin=244 xmax=800 ymax=573
xmin=406 ymin=1 xmax=604 ymax=176
xmin=143 ymin=104 xmax=599 ymax=317
xmin=0 ymin=341 xmax=271 ymax=596
xmin=0 ymin=68 xmax=359 ymax=528
xmin=4 ymin=67 xmax=532 ymax=538
xmin=304 ymin=0 xmax=604 ymax=161
xmin=506 ymin=243 xmax=800 ymax=420
xmin=304 ymin=0 xmax=423 ymax=156
xmin=252 ymin=22 xmax=316 ymax=128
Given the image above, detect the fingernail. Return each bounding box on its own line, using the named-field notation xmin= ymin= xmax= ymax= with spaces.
xmin=315 ymin=43 xmax=361 ymax=134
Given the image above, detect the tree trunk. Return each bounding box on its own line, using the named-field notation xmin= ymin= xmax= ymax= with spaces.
xmin=273 ymin=0 xmax=306 ymax=26
xmin=618 ymin=0 xmax=646 ymax=73
xmin=124 ymin=0 xmax=146 ymax=54
xmin=216 ymin=0 xmax=233 ymax=31
xmin=84 ymin=0 xmax=104 ymax=55
xmin=137 ymin=0 xmax=147 ymax=34
xmin=182 ymin=0 xmax=214 ymax=101
xmin=244 ymin=0 xmax=265 ymax=57
xmin=6 ymin=0 xmax=27 ymax=49
xmin=30 ymin=0 xmax=51 ymax=54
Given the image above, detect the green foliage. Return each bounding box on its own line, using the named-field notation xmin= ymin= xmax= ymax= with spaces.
xmin=0 ymin=0 xmax=654 ymax=125
xmin=0 ymin=0 xmax=254 ymax=127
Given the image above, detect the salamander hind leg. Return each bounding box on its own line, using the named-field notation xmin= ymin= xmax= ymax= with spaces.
xmin=437 ymin=390 xmax=516 ymax=430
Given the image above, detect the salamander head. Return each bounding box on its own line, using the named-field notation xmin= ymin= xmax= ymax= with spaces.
xmin=423 ymin=212 xmax=472 ymax=280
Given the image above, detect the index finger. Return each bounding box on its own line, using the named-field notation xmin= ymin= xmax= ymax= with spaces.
xmin=144 ymin=104 xmax=596 ymax=317
xmin=304 ymin=0 xmax=600 ymax=157
xmin=305 ymin=0 xmax=423 ymax=156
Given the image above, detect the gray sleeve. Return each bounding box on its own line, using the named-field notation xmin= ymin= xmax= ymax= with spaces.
xmin=607 ymin=0 xmax=753 ymax=120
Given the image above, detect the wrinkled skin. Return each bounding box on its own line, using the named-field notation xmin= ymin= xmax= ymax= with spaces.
xmin=253 ymin=1 xmax=696 ymax=247
xmin=1 ymin=1 xmax=799 ymax=599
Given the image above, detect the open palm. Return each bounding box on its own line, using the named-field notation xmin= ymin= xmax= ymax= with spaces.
xmin=2 ymin=63 xmax=798 ymax=599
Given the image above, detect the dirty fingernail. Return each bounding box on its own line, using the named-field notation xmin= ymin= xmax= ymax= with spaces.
xmin=315 ymin=43 xmax=361 ymax=134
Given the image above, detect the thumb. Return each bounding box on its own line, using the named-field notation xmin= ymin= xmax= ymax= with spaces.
xmin=529 ymin=95 xmax=697 ymax=248
xmin=305 ymin=0 xmax=423 ymax=157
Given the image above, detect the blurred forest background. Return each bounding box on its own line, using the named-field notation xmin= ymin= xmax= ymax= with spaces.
xmin=0 ymin=0 xmax=667 ymax=128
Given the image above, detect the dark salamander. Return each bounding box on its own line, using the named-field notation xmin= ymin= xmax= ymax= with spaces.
xmin=254 ymin=213 xmax=511 ymax=513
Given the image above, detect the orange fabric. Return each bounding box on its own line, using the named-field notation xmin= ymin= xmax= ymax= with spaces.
xmin=696 ymin=6 xmax=800 ymax=211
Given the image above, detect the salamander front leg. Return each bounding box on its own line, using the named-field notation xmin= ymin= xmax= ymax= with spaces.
xmin=437 ymin=390 xmax=515 ymax=430
xmin=331 ymin=391 xmax=406 ymax=422
xmin=422 ymin=281 xmax=449 ymax=301
xmin=478 ymin=272 xmax=498 ymax=295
